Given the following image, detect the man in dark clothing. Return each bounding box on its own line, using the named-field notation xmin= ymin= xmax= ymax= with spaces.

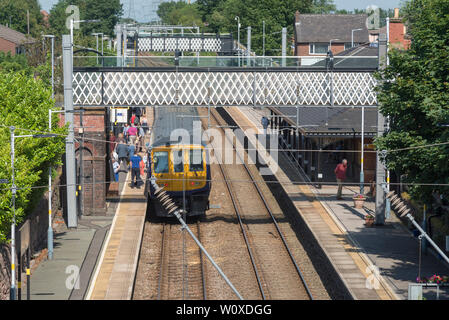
xmin=116 ymin=140 xmax=129 ymax=171
xmin=334 ymin=159 xmax=348 ymax=199
xmin=261 ymin=116 xmax=269 ymax=135
xmin=130 ymin=153 xmax=142 ymax=188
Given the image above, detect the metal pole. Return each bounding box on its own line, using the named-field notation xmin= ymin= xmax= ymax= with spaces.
xmin=281 ymin=27 xmax=287 ymax=67
xmin=26 ymin=247 xmax=30 ymax=300
xmin=80 ymin=110 xmax=84 ymax=216
xmin=375 ymin=33 xmax=387 ymax=225
xmin=360 ymin=106 xmax=365 ymax=194
xmin=10 ymin=126 xmax=16 ymax=300
xmin=262 ymin=21 xmax=265 ymax=57
xmin=63 ymin=35 xmax=78 ymax=228
xmin=48 ymin=109 xmax=54 ymax=259
xmin=351 ymin=30 xmax=355 ymax=49
xmin=96 ymin=34 xmax=99 ymax=65
xmin=116 ymin=25 xmax=122 ymax=67
xmin=124 ymin=25 xmax=128 ymax=67
xmin=51 ymin=36 xmax=54 ymax=100
xmin=406 ymin=213 xmax=449 ymax=265
xmin=247 ymin=26 xmax=251 ymax=67
xmin=237 ymin=19 xmax=240 ymax=67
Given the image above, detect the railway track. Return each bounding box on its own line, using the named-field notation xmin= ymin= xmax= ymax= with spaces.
xmin=204 ymin=108 xmax=313 ymax=300
xmin=157 ymin=221 xmax=206 ymax=300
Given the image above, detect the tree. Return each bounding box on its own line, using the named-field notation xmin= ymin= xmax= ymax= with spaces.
xmin=375 ymin=0 xmax=449 ymax=204
xmin=311 ymin=0 xmax=336 ymax=13
xmin=0 ymin=0 xmax=44 ymax=37
xmin=0 ymin=71 xmax=67 ymax=243
xmin=49 ymin=0 xmax=123 ymax=38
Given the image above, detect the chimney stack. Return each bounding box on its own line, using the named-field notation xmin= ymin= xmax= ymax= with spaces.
xmin=295 ymin=10 xmax=300 ymax=23
xmin=394 ymin=8 xmax=399 ymax=19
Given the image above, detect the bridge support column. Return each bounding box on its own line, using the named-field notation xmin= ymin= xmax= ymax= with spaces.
xmin=375 ymin=33 xmax=388 ymax=225
xmin=63 ymin=35 xmax=77 ymax=228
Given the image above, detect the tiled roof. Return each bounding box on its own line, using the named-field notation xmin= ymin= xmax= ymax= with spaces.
xmin=0 ymin=24 xmax=34 ymax=45
xmin=295 ymin=14 xmax=370 ymax=43
xmin=272 ymin=106 xmax=377 ymax=136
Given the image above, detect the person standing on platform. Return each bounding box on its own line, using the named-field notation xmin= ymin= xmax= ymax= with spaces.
xmin=123 ymin=123 xmax=129 ymax=143
xmin=130 ymin=153 xmax=142 ymax=188
xmin=116 ymin=139 xmax=129 ymax=171
xmin=128 ymin=123 xmax=138 ymax=145
xmin=261 ymin=116 xmax=269 ymax=135
xmin=112 ymin=159 xmax=120 ymax=181
xmin=334 ymin=159 xmax=348 ymax=200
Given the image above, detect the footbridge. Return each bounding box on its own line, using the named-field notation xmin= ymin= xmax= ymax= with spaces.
xmin=72 ymin=56 xmax=378 ymax=108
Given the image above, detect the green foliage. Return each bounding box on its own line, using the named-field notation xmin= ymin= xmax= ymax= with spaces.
xmin=375 ymin=0 xmax=449 ymax=204
xmin=157 ymin=0 xmax=325 ymax=56
xmin=0 ymin=71 xmax=67 ymax=243
xmin=0 ymin=0 xmax=44 ymax=37
xmin=49 ymin=0 xmax=123 ymax=38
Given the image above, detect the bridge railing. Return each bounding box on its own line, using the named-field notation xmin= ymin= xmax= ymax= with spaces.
xmin=72 ymin=63 xmax=378 ymax=107
xmin=73 ymin=55 xmax=379 ymax=70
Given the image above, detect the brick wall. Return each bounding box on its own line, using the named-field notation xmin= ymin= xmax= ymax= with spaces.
xmin=0 ymin=38 xmax=17 ymax=55
xmin=59 ymin=108 xmax=108 ymax=216
xmin=389 ymin=20 xmax=411 ymax=50
xmin=296 ymin=43 xmax=346 ymax=57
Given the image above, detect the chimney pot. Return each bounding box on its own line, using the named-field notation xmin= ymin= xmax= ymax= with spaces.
xmin=394 ymin=8 xmax=399 ymax=19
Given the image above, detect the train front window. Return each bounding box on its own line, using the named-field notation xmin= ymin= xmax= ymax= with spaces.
xmin=173 ymin=149 xmax=184 ymax=173
xmin=189 ymin=149 xmax=203 ymax=171
xmin=153 ymin=151 xmax=169 ymax=173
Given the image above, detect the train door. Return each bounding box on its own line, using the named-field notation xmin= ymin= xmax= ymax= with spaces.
xmin=171 ymin=147 xmax=185 ymax=192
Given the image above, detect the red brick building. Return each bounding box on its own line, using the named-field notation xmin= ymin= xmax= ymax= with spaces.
xmin=388 ymin=8 xmax=411 ymax=50
xmin=294 ymin=11 xmax=370 ymax=64
xmin=0 ymin=24 xmax=33 ymax=56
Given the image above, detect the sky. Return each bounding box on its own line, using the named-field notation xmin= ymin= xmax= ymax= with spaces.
xmin=38 ymin=0 xmax=404 ymax=23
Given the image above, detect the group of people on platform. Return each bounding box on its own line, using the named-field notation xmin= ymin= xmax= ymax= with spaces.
xmin=110 ymin=108 xmax=150 ymax=188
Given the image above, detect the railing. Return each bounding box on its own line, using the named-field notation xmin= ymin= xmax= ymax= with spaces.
xmin=73 ymin=55 xmax=379 ymax=70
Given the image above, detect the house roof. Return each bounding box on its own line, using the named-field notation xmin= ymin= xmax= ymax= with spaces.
xmin=295 ymin=14 xmax=370 ymax=44
xmin=0 ymin=24 xmax=33 ymax=45
xmin=271 ymin=106 xmax=378 ymax=137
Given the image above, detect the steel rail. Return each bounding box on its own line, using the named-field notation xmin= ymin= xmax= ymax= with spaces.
xmin=157 ymin=223 xmax=167 ymax=300
xmin=202 ymin=113 xmax=267 ymax=300
xmin=197 ymin=220 xmax=207 ymax=300
xmin=212 ymin=108 xmax=314 ymax=300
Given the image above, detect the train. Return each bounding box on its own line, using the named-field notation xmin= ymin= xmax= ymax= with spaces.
xmin=146 ymin=106 xmax=211 ymax=217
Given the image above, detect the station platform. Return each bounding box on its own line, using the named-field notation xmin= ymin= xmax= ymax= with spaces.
xmin=228 ymin=106 xmax=449 ymax=300
xmin=85 ymin=169 xmax=146 ymax=300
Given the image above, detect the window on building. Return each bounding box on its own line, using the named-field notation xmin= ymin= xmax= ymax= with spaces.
xmin=345 ymin=43 xmax=359 ymax=50
xmin=309 ymin=43 xmax=329 ymax=54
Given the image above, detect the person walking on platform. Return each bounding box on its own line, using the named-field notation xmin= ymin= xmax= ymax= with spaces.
xmin=130 ymin=153 xmax=142 ymax=188
xmin=112 ymin=159 xmax=120 ymax=182
xmin=116 ymin=140 xmax=129 ymax=172
xmin=261 ymin=116 xmax=269 ymax=135
xmin=334 ymin=159 xmax=348 ymax=200
xmin=128 ymin=141 xmax=136 ymax=161
xmin=128 ymin=123 xmax=138 ymax=145
xmin=123 ymin=123 xmax=129 ymax=143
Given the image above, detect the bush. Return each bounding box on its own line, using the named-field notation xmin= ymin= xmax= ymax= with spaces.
xmin=0 ymin=71 xmax=67 ymax=243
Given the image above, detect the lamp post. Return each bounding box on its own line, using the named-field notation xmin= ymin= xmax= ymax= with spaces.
xmin=42 ymin=35 xmax=55 ymax=99
xmin=235 ymin=16 xmax=240 ymax=66
xmin=92 ymin=32 xmax=104 ymax=65
xmin=9 ymin=127 xmax=57 ymax=299
xmin=329 ymin=38 xmax=339 ymax=53
xmin=360 ymin=106 xmax=365 ymax=195
xmin=351 ymin=28 xmax=363 ymax=48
